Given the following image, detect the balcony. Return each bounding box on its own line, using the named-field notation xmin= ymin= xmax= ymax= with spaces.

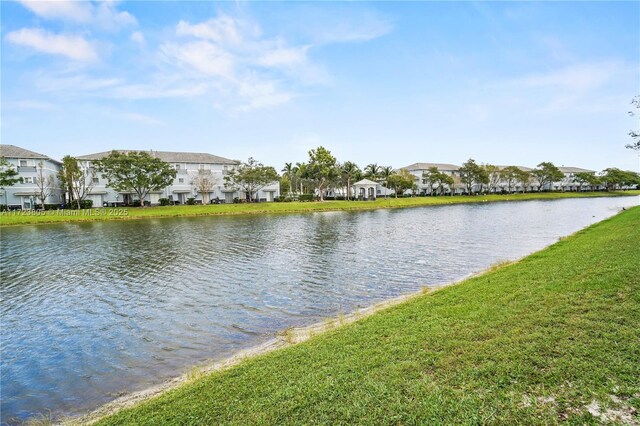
xmin=18 ymin=166 xmax=37 ymax=172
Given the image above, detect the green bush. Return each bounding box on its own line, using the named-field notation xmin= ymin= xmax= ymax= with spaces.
xmin=67 ymin=199 xmax=93 ymax=209
xmin=186 ymin=197 xmax=196 ymax=205
xmin=159 ymin=198 xmax=171 ymax=206
xmin=298 ymin=194 xmax=315 ymax=202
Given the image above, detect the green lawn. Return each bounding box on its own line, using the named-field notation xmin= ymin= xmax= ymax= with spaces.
xmin=95 ymin=206 xmax=640 ymax=425
xmin=2 ymin=190 xmax=639 ymax=227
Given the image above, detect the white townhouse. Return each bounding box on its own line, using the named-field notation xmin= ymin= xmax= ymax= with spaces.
xmin=401 ymin=162 xmax=464 ymax=195
xmin=493 ymin=165 xmax=535 ymax=193
xmin=555 ymin=167 xmax=599 ymax=192
xmin=76 ymin=150 xmax=280 ymax=206
xmin=0 ymin=145 xmax=63 ymax=209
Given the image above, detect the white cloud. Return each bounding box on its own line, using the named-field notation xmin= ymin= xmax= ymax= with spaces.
xmin=130 ymin=31 xmax=145 ymax=47
xmin=176 ymin=15 xmax=257 ymax=45
xmin=3 ymin=100 xmax=56 ymax=110
xmin=17 ymin=0 xmax=93 ymax=23
xmin=257 ymin=45 xmax=308 ymax=68
xmin=16 ymin=0 xmax=136 ymax=30
xmin=35 ymin=74 xmax=121 ymax=92
xmin=5 ymin=28 xmax=98 ymax=61
xmin=161 ymin=14 xmax=327 ymax=111
xmin=161 ymin=40 xmax=235 ymax=78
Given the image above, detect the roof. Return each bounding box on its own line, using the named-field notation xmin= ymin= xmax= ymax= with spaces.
xmin=353 ymin=178 xmax=379 ymax=186
xmin=0 ymin=145 xmax=60 ymax=163
xmin=76 ymin=150 xmax=238 ymax=165
xmin=401 ymin=162 xmax=460 ymax=171
xmin=558 ymin=166 xmax=595 ymax=174
xmin=496 ymin=165 xmax=533 ymax=172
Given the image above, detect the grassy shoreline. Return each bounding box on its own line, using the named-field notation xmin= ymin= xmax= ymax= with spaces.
xmin=2 ymin=190 xmax=639 ymax=227
xmin=88 ymin=206 xmax=640 ymax=425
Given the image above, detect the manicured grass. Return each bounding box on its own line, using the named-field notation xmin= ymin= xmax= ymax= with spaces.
xmin=2 ymin=190 xmax=639 ymax=227
xmin=96 ymin=206 xmax=640 ymax=425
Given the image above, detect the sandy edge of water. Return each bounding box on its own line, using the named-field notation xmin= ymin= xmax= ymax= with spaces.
xmin=65 ymin=278 xmax=474 ymax=425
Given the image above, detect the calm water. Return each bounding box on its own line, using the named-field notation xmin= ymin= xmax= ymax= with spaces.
xmin=1 ymin=197 xmax=638 ymax=423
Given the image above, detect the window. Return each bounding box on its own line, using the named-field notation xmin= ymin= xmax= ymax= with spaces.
xmin=175 ymin=164 xmax=181 ymax=170
xmin=22 ymin=177 xmax=33 ymax=184
xmin=92 ymin=177 xmax=99 ymax=184
xmin=19 ymin=160 xmax=28 ymax=167
xmin=178 ymin=178 xmax=184 ymax=183
xmin=223 ymin=165 xmax=228 ymax=171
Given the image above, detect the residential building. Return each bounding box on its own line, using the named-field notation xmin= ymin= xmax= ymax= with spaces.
xmin=76 ymin=150 xmax=280 ymax=205
xmin=0 ymin=144 xmax=63 ymax=209
xmin=556 ymin=167 xmax=599 ymax=191
xmin=401 ymin=162 xmax=464 ymax=194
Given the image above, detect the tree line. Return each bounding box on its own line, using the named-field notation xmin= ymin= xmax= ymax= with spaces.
xmin=1 ymin=147 xmax=638 ymax=209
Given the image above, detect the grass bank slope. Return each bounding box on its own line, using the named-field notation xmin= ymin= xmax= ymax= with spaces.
xmin=2 ymin=191 xmax=639 ymax=227
xmin=96 ymin=207 xmax=640 ymax=425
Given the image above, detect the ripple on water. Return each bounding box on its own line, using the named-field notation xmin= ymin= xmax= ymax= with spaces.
xmin=1 ymin=196 xmax=638 ymax=423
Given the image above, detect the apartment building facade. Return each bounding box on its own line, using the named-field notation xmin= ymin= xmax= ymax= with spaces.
xmin=0 ymin=145 xmax=63 ymax=209
xmin=76 ymin=150 xmax=280 ymax=206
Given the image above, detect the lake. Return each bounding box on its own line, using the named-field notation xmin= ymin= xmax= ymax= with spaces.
xmin=1 ymin=196 xmax=638 ymax=423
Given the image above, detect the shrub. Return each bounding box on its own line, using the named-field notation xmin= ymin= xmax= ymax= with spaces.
xmin=131 ymin=200 xmax=142 ymax=207
xmin=66 ymin=199 xmax=93 ymax=209
xmin=159 ymin=198 xmax=171 ymax=206
xmin=299 ymin=194 xmax=315 ymax=202
xmin=186 ymin=197 xmax=196 ymax=205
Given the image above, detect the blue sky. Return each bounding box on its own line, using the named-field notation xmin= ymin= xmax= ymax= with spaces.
xmin=2 ymin=1 xmax=639 ymax=172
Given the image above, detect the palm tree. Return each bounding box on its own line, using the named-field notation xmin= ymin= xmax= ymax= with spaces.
xmin=281 ymin=162 xmax=295 ymax=196
xmin=295 ymin=162 xmax=308 ymax=195
xmin=341 ymin=161 xmax=360 ymax=200
xmin=364 ymin=163 xmax=381 ymax=182
xmin=380 ymin=166 xmax=394 ymax=198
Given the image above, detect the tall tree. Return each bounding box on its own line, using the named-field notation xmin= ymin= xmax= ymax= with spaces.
xmin=573 ymin=172 xmax=595 ymax=192
xmin=281 ymin=162 xmax=295 ymax=196
xmin=483 ymin=164 xmax=501 ymax=194
xmin=95 ymin=151 xmax=176 ymax=207
xmin=58 ymin=155 xmax=96 ymax=209
xmin=0 ymin=156 xmax=21 ymax=187
xmin=224 ymin=157 xmax=278 ymax=202
xmin=517 ymin=169 xmax=532 ymax=193
xmin=190 ymin=169 xmax=217 ymax=204
xmin=499 ymin=166 xmax=522 ymax=193
xmin=626 ymin=95 xmax=640 ymax=151
xmin=34 ymin=160 xmax=57 ymax=209
xmin=364 ymin=163 xmax=382 ymax=182
xmin=306 ymin=146 xmax=338 ymax=201
xmin=387 ymin=169 xmax=415 ymax=198
xmin=341 ymin=161 xmax=361 ymax=200
xmin=532 ymin=162 xmax=564 ymax=192
xmin=600 ymin=168 xmax=640 ymax=191
xmin=422 ymin=167 xmax=451 ymax=195
xmin=380 ymin=166 xmax=394 ymax=198
xmin=295 ymin=162 xmax=309 ymax=195
xmin=459 ymin=159 xmax=487 ymax=194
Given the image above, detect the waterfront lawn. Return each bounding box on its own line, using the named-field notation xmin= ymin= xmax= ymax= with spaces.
xmin=97 ymin=206 xmax=640 ymax=425
xmin=2 ymin=190 xmax=639 ymax=226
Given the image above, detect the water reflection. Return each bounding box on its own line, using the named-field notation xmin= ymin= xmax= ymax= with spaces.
xmin=1 ymin=196 xmax=637 ymax=423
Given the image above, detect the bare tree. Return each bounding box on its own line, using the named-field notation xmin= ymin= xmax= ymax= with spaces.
xmin=34 ymin=160 xmax=57 ymax=209
xmin=59 ymin=156 xmax=97 ymax=208
xmin=190 ymin=169 xmax=217 ymax=204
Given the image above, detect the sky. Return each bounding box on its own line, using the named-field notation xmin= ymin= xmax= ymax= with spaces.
xmin=2 ymin=1 xmax=639 ymax=172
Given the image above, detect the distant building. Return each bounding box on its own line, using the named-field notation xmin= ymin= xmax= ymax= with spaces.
xmin=556 ymin=167 xmax=599 ymax=192
xmin=401 ymin=162 xmax=463 ymax=194
xmin=76 ymin=150 xmax=280 ymax=205
xmin=0 ymin=144 xmax=63 ymax=209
